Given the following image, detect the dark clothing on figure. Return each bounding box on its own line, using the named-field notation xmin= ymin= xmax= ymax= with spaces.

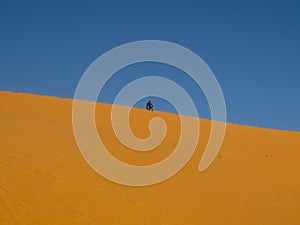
xmin=146 ymin=101 xmax=153 ymax=111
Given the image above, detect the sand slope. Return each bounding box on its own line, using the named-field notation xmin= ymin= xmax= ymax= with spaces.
xmin=0 ymin=91 xmax=299 ymax=225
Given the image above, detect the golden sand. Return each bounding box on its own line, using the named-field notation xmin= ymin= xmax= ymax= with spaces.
xmin=0 ymin=91 xmax=299 ymax=225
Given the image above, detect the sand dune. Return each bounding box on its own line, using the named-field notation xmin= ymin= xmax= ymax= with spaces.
xmin=0 ymin=91 xmax=300 ymax=225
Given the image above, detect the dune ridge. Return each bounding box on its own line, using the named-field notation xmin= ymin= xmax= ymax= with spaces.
xmin=0 ymin=91 xmax=300 ymax=225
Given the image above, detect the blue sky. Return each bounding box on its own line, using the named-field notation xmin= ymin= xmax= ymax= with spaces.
xmin=0 ymin=0 xmax=299 ymax=131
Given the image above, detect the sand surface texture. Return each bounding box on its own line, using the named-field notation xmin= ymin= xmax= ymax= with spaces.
xmin=0 ymin=91 xmax=299 ymax=225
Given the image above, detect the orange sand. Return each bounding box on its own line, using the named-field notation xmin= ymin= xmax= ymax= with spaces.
xmin=0 ymin=91 xmax=300 ymax=225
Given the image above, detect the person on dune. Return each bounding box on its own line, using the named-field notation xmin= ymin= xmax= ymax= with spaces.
xmin=146 ymin=100 xmax=153 ymax=111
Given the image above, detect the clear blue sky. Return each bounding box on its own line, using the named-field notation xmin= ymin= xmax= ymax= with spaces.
xmin=0 ymin=0 xmax=299 ymax=131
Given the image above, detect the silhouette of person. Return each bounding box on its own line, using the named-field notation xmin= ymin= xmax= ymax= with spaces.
xmin=146 ymin=100 xmax=153 ymax=111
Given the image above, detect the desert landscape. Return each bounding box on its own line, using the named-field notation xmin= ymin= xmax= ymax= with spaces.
xmin=1 ymin=91 xmax=300 ymax=225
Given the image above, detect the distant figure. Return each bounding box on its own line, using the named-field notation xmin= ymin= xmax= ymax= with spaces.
xmin=146 ymin=100 xmax=153 ymax=111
